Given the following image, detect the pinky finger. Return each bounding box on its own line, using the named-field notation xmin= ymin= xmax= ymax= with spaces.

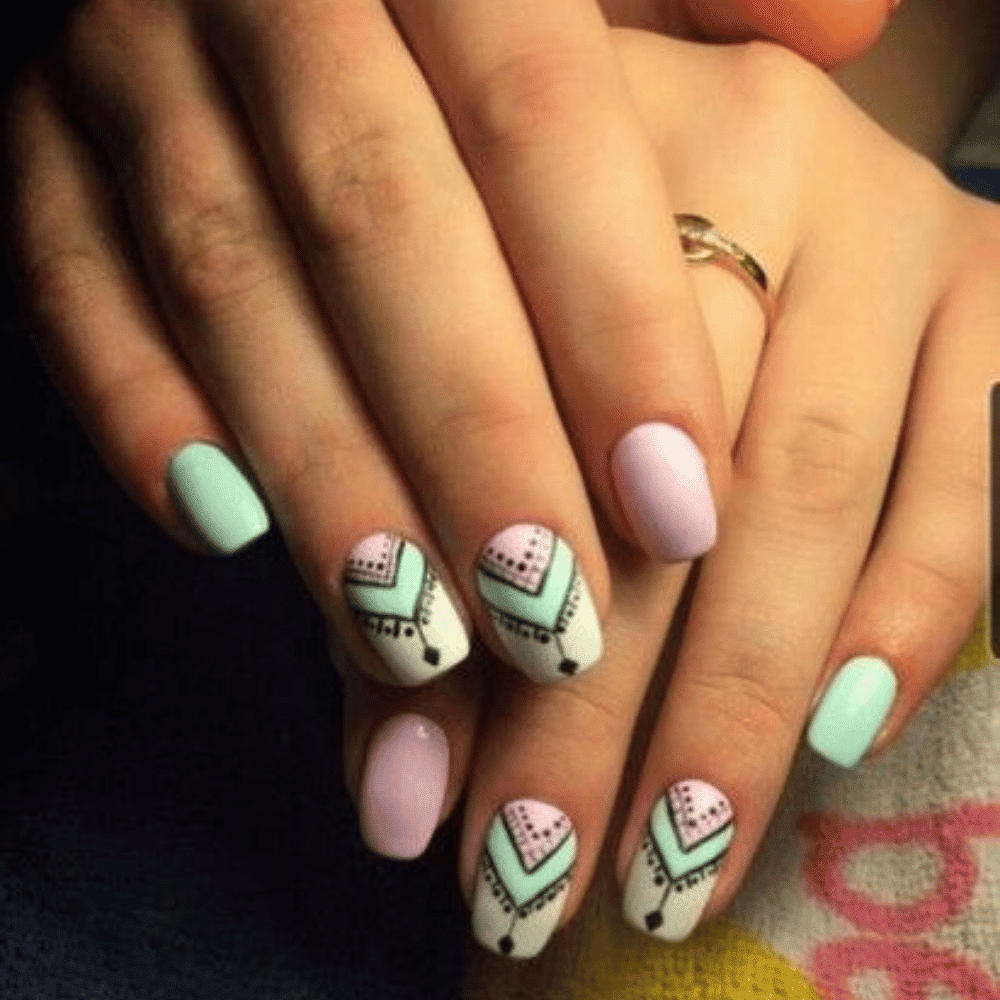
xmin=807 ymin=242 xmax=999 ymax=769
xmin=5 ymin=68 xmax=269 ymax=555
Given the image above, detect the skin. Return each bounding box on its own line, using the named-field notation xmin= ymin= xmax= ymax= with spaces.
xmin=336 ymin=30 xmax=996 ymax=943
xmin=3 ymin=0 xmax=996 ymax=969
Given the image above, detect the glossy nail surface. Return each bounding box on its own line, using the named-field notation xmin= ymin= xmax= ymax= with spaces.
xmin=807 ymin=655 xmax=897 ymax=768
xmin=472 ymin=799 xmax=577 ymax=959
xmin=167 ymin=442 xmax=269 ymax=554
xmin=344 ymin=533 xmax=470 ymax=685
xmin=611 ymin=423 xmax=716 ymax=561
xmin=623 ymin=780 xmax=734 ymax=942
xmin=477 ymin=524 xmax=602 ymax=683
xmin=360 ymin=714 xmax=449 ymax=860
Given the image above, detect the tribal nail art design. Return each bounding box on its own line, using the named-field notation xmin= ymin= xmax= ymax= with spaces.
xmin=623 ymin=780 xmax=734 ymax=942
xmin=477 ymin=525 xmax=602 ymax=683
xmin=343 ymin=533 xmax=469 ymax=685
xmin=472 ymin=799 xmax=577 ymax=959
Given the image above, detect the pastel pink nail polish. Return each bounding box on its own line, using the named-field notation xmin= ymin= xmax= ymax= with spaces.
xmin=360 ymin=714 xmax=449 ymax=860
xmin=611 ymin=422 xmax=717 ymax=561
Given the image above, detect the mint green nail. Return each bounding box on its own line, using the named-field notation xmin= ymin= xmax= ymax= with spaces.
xmin=807 ymin=655 xmax=897 ymax=769
xmin=167 ymin=442 xmax=269 ymax=554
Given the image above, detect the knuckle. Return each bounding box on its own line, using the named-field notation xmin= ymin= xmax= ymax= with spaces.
xmin=88 ymin=362 xmax=168 ymax=440
xmin=21 ymin=244 xmax=111 ymax=323
xmin=465 ymin=45 xmax=605 ymax=154
xmin=502 ymin=679 xmax=628 ymax=751
xmin=291 ymin=127 xmax=427 ymax=265
xmin=61 ymin=0 xmax=169 ymax=77
xmin=429 ymin=393 xmax=540 ymax=452
xmin=748 ymin=407 xmax=875 ymax=520
xmin=683 ymin=665 xmax=801 ymax=746
xmin=894 ymin=550 xmax=982 ymax=612
xmin=412 ymin=395 xmax=544 ymax=498
xmin=157 ymin=186 xmax=276 ymax=319
xmin=269 ymin=425 xmax=374 ymax=505
xmin=726 ymin=41 xmax=814 ymax=120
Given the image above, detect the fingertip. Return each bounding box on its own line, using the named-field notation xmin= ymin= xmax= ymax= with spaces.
xmin=806 ymin=655 xmax=898 ymax=769
xmin=360 ymin=713 xmax=451 ymax=860
xmin=686 ymin=0 xmax=892 ymax=68
xmin=166 ymin=440 xmax=271 ymax=555
xmin=610 ymin=422 xmax=718 ymax=562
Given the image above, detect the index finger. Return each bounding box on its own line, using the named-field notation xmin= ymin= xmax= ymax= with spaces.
xmin=386 ymin=0 xmax=731 ymax=563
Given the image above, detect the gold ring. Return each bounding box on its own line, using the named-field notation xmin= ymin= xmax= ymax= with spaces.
xmin=676 ymin=214 xmax=776 ymax=328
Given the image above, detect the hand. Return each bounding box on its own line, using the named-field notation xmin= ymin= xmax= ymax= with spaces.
xmin=346 ymin=31 xmax=994 ymax=957
xmin=5 ymin=0 xmax=739 ymax=699
xmin=2 ymin=0 xmax=899 ymax=693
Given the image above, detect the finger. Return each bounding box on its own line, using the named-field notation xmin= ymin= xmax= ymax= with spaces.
xmin=56 ymin=4 xmax=472 ymax=686
xmin=682 ymin=0 xmax=892 ymax=66
xmin=617 ymin=144 xmax=940 ymax=942
xmin=808 ymin=214 xmax=998 ymax=767
xmin=195 ymin=0 xmax=610 ymax=683
xmin=451 ymin=184 xmax=772 ymax=961
xmin=339 ymin=638 xmax=485 ymax=860
xmin=387 ymin=0 xmax=732 ymax=564
xmin=459 ymin=554 xmax=688 ymax=957
xmin=5 ymin=66 xmax=268 ymax=556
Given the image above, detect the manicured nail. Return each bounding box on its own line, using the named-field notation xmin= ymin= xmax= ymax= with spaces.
xmin=611 ymin=423 xmax=717 ymax=561
xmin=360 ymin=714 xmax=449 ymax=860
xmin=472 ymin=798 xmax=577 ymax=959
xmin=807 ymin=655 xmax=897 ymax=769
xmin=623 ymin=780 xmax=734 ymax=942
xmin=343 ymin=533 xmax=470 ymax=686
xmin=477 ymin=524 xmax=602 ymax=683
xmin=166 ymin=441 xmax=269 ymax=554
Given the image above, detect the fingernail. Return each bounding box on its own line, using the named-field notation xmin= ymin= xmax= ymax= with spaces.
xmin=807 ymin=655 xmax=897 ymax=769
xmin=623 ymin=780 xmax=734 ymax=942
xmin=166 ymin=441 xmax=270 ymax=554
xmin=360 ymin=714 xmax=449 ymax=860
xmin=343 ymin=533 xmax=470 ymax=686
xmin=477 ymin=524 xmax=602 ymax=683
xmin=472 ymin=798 xmax=577 ymax=958
xmin=611 ymin=423 xmax=717 ymax=561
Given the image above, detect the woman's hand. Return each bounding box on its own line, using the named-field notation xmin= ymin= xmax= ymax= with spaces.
xmin=344 ymin=31 xmax=993 ymax=956
xmin=2 ymin=0 xmax=898 ymax=693
xmin=5 ymin=0 xmax=742 ymax=697
xmin=6 ymin=0 xmax=969 ymax=962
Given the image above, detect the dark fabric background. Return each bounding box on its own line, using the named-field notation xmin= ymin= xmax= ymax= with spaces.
xmin=0 ymin=271 xmax=468 ymax=1000
xmin=0 ymin=12 xmax=467 ymax=997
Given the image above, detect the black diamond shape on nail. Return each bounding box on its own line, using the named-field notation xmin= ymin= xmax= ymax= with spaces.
xmin=499 ymin=936 xmax=514 ymax=955
xmin=645 ymin=912 xmax=663 ymax=932
xmin=558 ymin=659 xmax=578 ymax=676
xmin=423 ymin=647 xmax=440 ymax=666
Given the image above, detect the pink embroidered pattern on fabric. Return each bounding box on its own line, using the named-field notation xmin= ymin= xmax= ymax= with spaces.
xmin=811 ymin=938 xmax=1000 ymax=1000
xmin=800 ymin=802 xmax=1000 ymax=999
xmin=800 ymin=802 xmax=1000 ymax=934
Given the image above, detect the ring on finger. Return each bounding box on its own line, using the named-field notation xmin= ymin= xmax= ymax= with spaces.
xmin=676 ymin=214 xmax=776 ymax=328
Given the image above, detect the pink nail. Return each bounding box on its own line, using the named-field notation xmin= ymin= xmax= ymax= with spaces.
xmin=611 ymin=422 xmax=717 ymax=561
xmin=360 ymin=714 xmax=449 ymax=860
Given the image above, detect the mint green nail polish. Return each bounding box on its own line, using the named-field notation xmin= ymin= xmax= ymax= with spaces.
xmin=167 ymin=442 xmax=269 ymax=554
xmin=807 ymin=655 xmax=897 ymax=769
